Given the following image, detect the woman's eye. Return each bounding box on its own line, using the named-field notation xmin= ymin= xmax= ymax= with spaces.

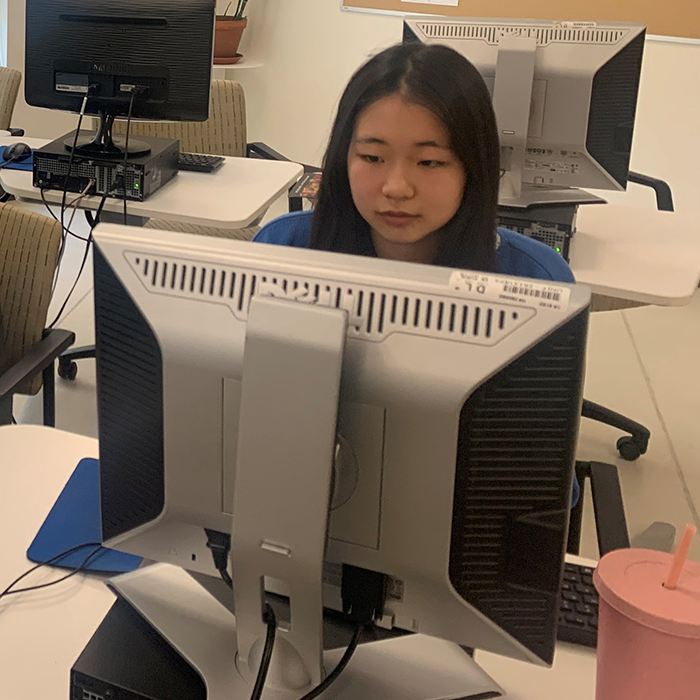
xmin=419 ymin=160 xmax=446 ymax=168
xmin=359 ymin=154 xmax=382 ymax=163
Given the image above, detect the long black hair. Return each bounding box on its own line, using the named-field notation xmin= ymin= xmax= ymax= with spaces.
xmin=309 ymin=42 xmax=500 ymax=272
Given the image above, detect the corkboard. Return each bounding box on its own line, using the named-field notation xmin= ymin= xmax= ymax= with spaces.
xmin=342 ymin=0 xmax=700 ymax=40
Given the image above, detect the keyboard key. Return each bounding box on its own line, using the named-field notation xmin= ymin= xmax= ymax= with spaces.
xmin=563 ymin=591 xmax=578 ymax=602
xmin=576 ymin=603 xmax=595 ymax=616
xmin=584 ymin=595 xmax=598 ymax=606
xmin=565 ymin=614 xmax=587 ymax=627
xmin=576 ymin=584 xmax=595 ymax=595
xmin=560 ymin=601 xmax=574 ymax=612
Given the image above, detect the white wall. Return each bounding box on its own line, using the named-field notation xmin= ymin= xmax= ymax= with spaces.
xmin=0 ymin=0 xmax=8 ymax=66
xmin=7 ymin=0 xmax=700 ymax=213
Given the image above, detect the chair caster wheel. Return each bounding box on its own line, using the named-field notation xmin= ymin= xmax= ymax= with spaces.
xmin=58 ymin=361 xmax=78 ymax=381
xmin=617 ymin=436 xmax=642 ymax=461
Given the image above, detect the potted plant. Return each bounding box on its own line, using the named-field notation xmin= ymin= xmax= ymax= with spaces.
xmin=214 ymin=1 xmax=250 ymax=64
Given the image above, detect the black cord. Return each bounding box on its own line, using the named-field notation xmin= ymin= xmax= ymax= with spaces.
xmin=47 ymin=187 xmax=110 ymax=329
xmin=40 ymin=186 xmax=90 ymax=242
xmin=0 ymin=542 xmax=103 ymax=605
xmin=59 ymin=97 xmax=89 ymax=270
xmin=209 ymin=537 xmax=278 ymax=700
xmin=122 ymin=90 xmax=137 ymax=225
xmin=297 ymin=624 xmax=363 ymax=700
xmin=250 ymin=604 xmax=277 ymax=700
xmin=0 ymin=155 xmax=22 ymax=170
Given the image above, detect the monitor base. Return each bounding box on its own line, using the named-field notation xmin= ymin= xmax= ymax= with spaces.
xmin=64 ymin=109 xmax=152 ymax=158
xmin=499 ymin=185 xmax=607 ymax=209
xmin=110 ymin=563 xmax=504 ymax=700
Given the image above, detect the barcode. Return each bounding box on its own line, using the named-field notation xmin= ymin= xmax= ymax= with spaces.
xmin=503 ymin=285 xmax=561 ymax=302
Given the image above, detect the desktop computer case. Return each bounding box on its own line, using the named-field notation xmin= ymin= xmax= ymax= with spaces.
xmin=93 ymin=226 xmax=589 ymax=665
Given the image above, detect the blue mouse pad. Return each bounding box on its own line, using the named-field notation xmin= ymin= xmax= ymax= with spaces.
xmin=0 ymin=145 xmax=33 ymax=171
xmin=27 ymin=458 xmax=143 ymax=573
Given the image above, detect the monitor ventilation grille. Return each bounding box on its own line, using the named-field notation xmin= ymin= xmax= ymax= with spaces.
xmin=126 ymin=253 xmax=535 ymax=345
xmin=417 ymin=22 xmax=629 ymax=46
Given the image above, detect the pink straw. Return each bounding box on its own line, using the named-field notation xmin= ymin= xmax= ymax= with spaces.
xmin=664 ymin=524 xmax=697 ymax=590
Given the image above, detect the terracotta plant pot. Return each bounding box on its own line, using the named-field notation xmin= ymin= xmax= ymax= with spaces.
xmin=214 ymin=16 xmax=247 ymax=63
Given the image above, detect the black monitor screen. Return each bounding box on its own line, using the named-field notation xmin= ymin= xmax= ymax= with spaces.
xmin=25 ymin=0 xmax=216 ymax=122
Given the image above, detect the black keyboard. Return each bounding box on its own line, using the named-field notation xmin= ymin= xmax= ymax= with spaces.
xmin=178 ymin=152 xmax=225 ymax=173
xmin=557 ymin=562 xmax=598 ymax=648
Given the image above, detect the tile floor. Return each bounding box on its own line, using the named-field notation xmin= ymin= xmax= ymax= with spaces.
xmin=13 ymin=196 xmax=700 ymax=563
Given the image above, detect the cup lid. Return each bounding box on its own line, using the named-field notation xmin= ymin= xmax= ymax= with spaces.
xmin=593 ymin=549 xmax=700 ymax=638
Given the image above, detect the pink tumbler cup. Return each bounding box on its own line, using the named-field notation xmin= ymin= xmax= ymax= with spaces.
xmin=593 ymin=548 xmax=700 ymax=700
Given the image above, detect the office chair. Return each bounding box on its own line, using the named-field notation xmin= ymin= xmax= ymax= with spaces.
xmin=0 ymin=67 xmax=22 ymax=132
xmin=0 ymin=67 xmax=28 ymax=203
xmin=581 ymin=171 xmax=675 ymax=461
xmin=58 ymin=79 xmax=299 ymax=381
xmin=0 ymin=203 xmax=75 ymax=426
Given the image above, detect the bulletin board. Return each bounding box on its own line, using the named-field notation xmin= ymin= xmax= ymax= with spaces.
xmin=342 ymin=0 xmax=700 ymax=40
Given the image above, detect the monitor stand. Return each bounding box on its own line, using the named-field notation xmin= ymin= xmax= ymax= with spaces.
xmin=105 ymin=296 xmax=503 ymax=699
xmin=109 ymin=564 xmax=504 ymax=700
xmin=63 ymin=107 xmax=151 ymax=158
xmin=493 ymin=35 xmax=608 ymax=210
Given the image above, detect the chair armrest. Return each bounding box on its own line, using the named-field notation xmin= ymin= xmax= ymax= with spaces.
xmin=247 ymin=141 xmax=290 ymax=162
xmin=247 ymin=141 xmax=320 ymax=174
xmin=7 ymin=127 xmax=25 ymax=138
xmin=0 ymin=329 xmax=75 ymax=399
xmin=628 ymin=171 xmax=675 ymax=212
xmin=576 ymin=460 xmax=630 ymax=557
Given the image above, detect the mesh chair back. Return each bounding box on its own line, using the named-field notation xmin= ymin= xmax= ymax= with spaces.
xmin=0 ymin=204 xmax=63 ymax=394
xmin=0 ymin=67 xmax=21 ymax=131
xmin=104 ymin=80 xmax=247 ymax=157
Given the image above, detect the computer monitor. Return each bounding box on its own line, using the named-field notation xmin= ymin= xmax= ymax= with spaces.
xmin=92 ymin=225 xmax=589 ymax=695
xmin=404 ymin=17 xmax=646 ymax=208
xmin=24 ymin=0 xmax=216 ymax=156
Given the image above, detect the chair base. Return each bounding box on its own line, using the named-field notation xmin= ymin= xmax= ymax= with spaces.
xmin=582 ymin=399 xmax=650 ymax=461
xmin=58 ymin=344 xmax=96 ymax=381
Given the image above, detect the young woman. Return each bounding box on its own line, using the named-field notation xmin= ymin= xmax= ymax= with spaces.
xmin=255 ymin=43 xmax=579 ymax=506
xmin=254 ymin=41 xmax=575 ymax=285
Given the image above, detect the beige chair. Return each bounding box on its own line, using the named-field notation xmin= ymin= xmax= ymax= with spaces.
xmin=107 ymin=79 xmax=259 ymax=240
xmin=0 ymin=203 xmax=75 ymax=426
xmin=59 ymin=80 xmax=293 ymax=382
xmin=0 ymin=67 xmax=21 ymax=132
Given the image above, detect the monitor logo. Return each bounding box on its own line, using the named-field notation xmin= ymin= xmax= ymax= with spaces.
xmin=91 ymin=63 xmax=129 ymax=74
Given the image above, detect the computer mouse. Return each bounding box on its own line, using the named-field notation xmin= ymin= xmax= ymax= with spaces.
xmin=3 ymin=142 xmax=32 ymax=162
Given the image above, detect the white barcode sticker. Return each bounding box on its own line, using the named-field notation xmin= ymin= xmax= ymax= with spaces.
xmin=449 ymin=272 xmax=571 ymax=311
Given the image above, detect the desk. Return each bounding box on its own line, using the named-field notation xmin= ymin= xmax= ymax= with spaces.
xmin=0 ymin=136 xmax=303 ymax=230
xmin=0 ymin=425 xmax=597 ymax=699
xmin=569 ymin=204 xmax=700 ymax=306
xmin=0 ymin=426 xmax=113 ymax=700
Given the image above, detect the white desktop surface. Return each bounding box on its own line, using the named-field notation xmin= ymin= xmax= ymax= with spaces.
xmin=0 ymin=426 xmax=113 ymax=700
xmin=569 ymin=203 xmax=700 ymax=306
xmin=0 ymin=425 xmax=597 ymax=699
xmin=0 ymin=136 xmax=303 ymax=229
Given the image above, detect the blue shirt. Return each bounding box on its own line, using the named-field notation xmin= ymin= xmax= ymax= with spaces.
xmin=253 ymin=210 xmax=576 ymax=284
xmin=254 ymin=210 xmax=580 ymax=506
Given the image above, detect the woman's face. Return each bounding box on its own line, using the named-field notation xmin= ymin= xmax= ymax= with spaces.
xmin=347 ymin=94 xmax=466 ymax=264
